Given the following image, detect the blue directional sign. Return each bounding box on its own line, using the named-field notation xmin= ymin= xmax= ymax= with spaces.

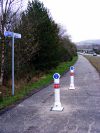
xmin=14 ymin=33 xmax=21 ymax=38
xmin=4 ymin=31 xmax=13 ymax=37
xmin=53 ymin=73 xmax=60 ymax=79
xmin=70 ymin=66 xmax=74 ymax=71
xmin=4 ymin=31 xmax=21 ymax=38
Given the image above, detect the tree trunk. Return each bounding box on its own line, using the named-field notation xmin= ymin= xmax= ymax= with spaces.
xmin=0 ymin=32 xmax=5 ymax=86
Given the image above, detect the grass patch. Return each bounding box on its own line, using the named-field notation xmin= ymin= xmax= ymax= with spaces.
xmin=0 ymin=56 xmax=78 ymax=110
xmin=84 ymin=55 xmax=100 ymax=73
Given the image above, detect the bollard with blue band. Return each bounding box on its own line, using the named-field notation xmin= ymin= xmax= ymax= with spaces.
xmin=70 ymin=66 xmax=74 ymax=71
xmin=69 ymin=66 xmax=75 ymax=89
xmin=51 ymin=73 xmax=64 ymax=111
xmin=53 ymin=73 xmax=60 ymax=86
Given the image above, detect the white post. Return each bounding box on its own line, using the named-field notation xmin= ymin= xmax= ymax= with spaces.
xmin=69 ymin=66 xmax=75 ymax=89
xmin=51 ymin=73 xmax=64 ymax=111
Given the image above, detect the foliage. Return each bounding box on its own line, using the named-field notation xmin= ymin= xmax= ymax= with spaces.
xmin=0 ymin=56 xmax=77 ymax=110
xmin=0 ymin=0 xmax=23 ymax=85
xmin=0 ymin=0 xmax=77 ymax=91
xmin=84 ymin=55 xmax=100 ymax=73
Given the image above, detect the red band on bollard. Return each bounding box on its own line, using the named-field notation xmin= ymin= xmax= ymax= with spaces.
xmin=70 ymin=72 xmax=74 ymax=76
xmin=54 ymin=84 xmax=60 ymax=88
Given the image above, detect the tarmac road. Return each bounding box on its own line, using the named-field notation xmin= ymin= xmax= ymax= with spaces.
xmin=0 ymin=55 xmax=100 ymax=133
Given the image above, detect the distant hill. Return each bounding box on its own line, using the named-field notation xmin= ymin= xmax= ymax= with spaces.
xmin=76 ymin=40 xmax=100 ymax=45
xmin=76 ymin=40 xmax=100 ymax=53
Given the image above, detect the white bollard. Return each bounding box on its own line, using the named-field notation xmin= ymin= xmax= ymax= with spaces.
xmin=69 ymin=66 xmax=75 ymax=89
xmin=51 ymin=73 xmax=64 ymax=111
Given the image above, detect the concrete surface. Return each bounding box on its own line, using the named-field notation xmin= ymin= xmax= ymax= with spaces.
xmin=0 ymin=55 xmax=100 ymax=133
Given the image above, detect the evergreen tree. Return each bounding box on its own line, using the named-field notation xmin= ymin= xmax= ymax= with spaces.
xmin=20 ymin=0 xmax=63 ymax=70
xmin=12 ymin=0 xmax=77 ymax=79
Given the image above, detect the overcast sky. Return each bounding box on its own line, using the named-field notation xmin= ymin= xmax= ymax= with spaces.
xmin=24 ymin=0 xmax=100 ymax=42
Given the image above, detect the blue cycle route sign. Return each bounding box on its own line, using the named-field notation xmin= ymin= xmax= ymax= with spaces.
xmin=70 ymin=66 xmax=74 ymax=71
xmin=4 ymin=31 xmax=21 ymax=38
xmin=53 ymin=73 xmax=60 ymax=79
xmin=4 ymin=31 xmax=13 ymax=37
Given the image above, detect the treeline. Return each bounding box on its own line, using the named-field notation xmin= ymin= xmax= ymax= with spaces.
xmin=2 ymin=0 xmax=77 ymax=86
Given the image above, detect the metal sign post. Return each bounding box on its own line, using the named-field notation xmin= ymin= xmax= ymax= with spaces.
xmin=4 ymin=31 xmax=21 ymax=96
xmin=12 ymin=33 xmax=14 ymax=95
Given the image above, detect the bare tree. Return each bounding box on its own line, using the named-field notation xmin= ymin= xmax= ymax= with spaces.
xmin=0 ymin=0 xmax=22 ymax=85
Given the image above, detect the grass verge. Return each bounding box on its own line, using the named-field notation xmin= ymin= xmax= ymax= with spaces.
xmin=84 ymin=55 xmax=100 ymax=73
xmin=0 ymin=56 xmax=78 ymax=110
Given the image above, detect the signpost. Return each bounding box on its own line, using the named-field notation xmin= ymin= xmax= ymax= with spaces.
xmin=4 ymin=31 xmax=21 ymax=95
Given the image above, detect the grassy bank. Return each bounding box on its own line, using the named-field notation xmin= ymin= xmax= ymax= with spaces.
xmin=84 ymin=55 xmax=100 ymax=73
xmin=0 ymin=56 xmax=78 ymax=110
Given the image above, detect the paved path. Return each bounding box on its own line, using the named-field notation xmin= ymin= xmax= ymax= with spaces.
xmin=0 ymin=55 xmax=100 ymax=133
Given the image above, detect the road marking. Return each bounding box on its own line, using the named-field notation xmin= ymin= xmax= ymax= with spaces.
xmin=75 ymin=125 xmax=79 ymax=132
xmin=88 ymin=121 xmax=95 ymax=133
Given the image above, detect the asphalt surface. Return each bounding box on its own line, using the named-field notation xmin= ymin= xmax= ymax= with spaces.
xmin=0 ymin=55 xmax=100 ymax=133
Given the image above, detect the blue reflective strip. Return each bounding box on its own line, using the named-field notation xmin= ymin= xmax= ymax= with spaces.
xmin=70 ymin=66 xmax=74 ymax=70
xmin=53 ymin=73 xmax=60 ymax=79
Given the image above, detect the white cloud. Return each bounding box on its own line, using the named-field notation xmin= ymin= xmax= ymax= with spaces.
xmin=39 ymin=0 xmax=100 ymax=42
